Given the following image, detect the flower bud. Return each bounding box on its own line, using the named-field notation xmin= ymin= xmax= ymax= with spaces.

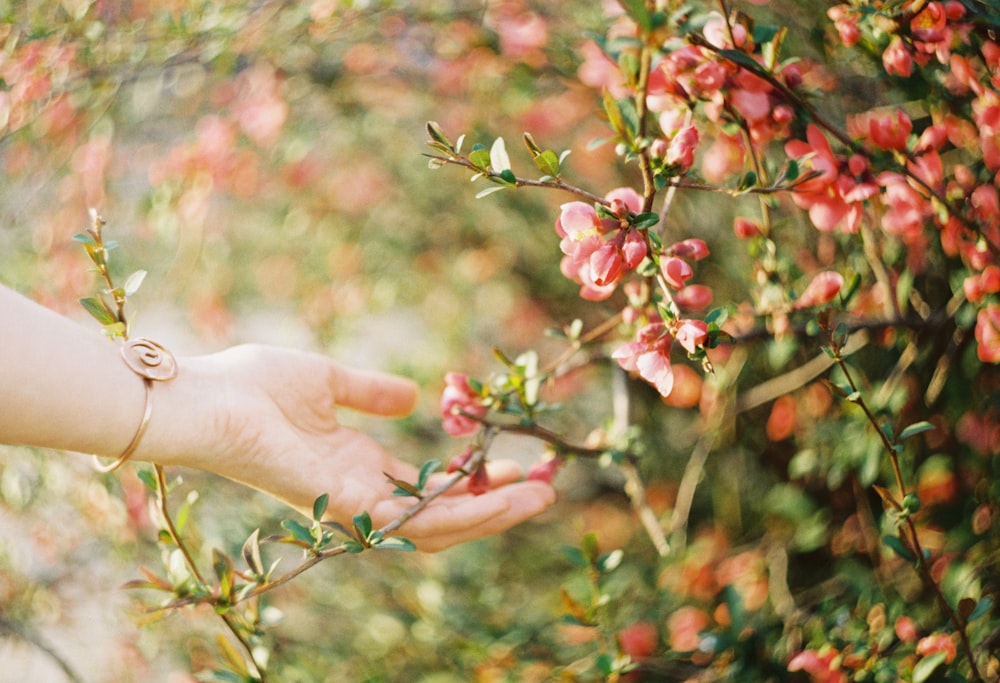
xmin=793 ymin=271 xmax=844 ymax=309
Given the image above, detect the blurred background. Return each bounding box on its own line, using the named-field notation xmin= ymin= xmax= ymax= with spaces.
xmin=3 ymin=1 xmax=997 ymax=682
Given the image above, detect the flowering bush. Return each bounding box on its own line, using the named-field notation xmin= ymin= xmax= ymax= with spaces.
xmin=1 ymin=1 xmax=1000 ymax=681
xmin=428 ymin=0 xmax=1000 ymax=680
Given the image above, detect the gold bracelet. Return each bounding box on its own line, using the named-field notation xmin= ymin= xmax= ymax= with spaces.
xmin=93 ymin=338 xmax=178 ymax=473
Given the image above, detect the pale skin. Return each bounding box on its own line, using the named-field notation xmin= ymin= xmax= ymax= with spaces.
xmin=0 ymin=284 xmax=556 ymax=552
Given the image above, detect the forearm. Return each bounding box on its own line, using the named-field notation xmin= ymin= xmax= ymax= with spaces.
xmin=0 ymin=285 xmax=212 ymax=467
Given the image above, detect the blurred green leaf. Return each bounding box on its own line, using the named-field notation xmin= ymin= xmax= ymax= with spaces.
xmin=882 ymin=534 xmax=915 ymax=562
xmin=79 ymin=296 xmax=117 ymax=325
xmin=912 ymin=651 xmax=947 ymax=683
xmin=898 ymin=421 xmax=935 ymax=441
xmin=123 ymin=269 xmax=147 ymax=297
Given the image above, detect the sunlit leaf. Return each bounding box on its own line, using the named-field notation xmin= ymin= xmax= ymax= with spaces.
xmin=241 ymin=529 xmax=264 ymax=577
xmin=490 ymin=136 xmax=511 ymax=172
xmin=121 ymin=272 xmax=146 ymax=299
xmin=375 ymin=536 xmax=416 ymax=552
xmin=312 ymin=493 xmax=329 ymax=522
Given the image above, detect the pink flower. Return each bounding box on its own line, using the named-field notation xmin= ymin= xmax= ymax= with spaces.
xmin=662 ymin=257 xmax=694 ymax=289
xmin=883 ymin=36 xmax=913 ymax=77
xmin=675 ymin=319 xmax=708 ymax=354
xmin=674 ymin=284 xmax=714 ymax=311
xmin=557 ymin=201 xmax=602 ymax=239
xmin=869 ymin=110 xmax=912 ymax=151
xmin=605 ymin=186 xmax=643 ymax=214
xmin=613 ymin=323 xmax=675 ymax=397
xmin=734 ymin=217 xmax=761 ymax=239
xmin=828 ymin=5 xmax=861 ymax=47
xmin=667 ymin=606 xmax=711 ymax=652
xmin=590 ymin=242 xmax=623 ymax=286
xmin=976 ymin=304 xmax=1000 ymax=363
xmin=621 ymin=228 xmax=648 ymax=269
xmin=526 ymin=457 xmax=562 ymax=484
xmin=440 ymin=372 xmax=487 ymax=437
xmin=666 ymin=125 xmax=700 ymax=173
xmin=788 ymin=648 xmax=847 ymax=683
xmin=446 ymin=446 xmax=475 ymax=473
xmin=467 ymin=464 xmax=491 ymax=496
xmin=895 ymin=616 xmax=919 ymax=643
xmin=669 ymin=238 xmax=710 ymax=261
xmin=916 ymin=633 xmax=957 ymax=664
xmin=794 ymin=271 xmax=844 ymax=309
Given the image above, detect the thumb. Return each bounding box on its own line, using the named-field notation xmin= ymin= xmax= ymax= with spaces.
xmin=330 ymin=363 xmax=419 ymax=417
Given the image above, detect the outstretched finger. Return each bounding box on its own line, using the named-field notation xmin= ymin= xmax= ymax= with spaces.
xmin=329 ymin=363 xmax=419 ymax=417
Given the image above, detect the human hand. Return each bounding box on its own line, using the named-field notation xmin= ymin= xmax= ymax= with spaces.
xmin=146 ymin=344 xmax=556 ymax=552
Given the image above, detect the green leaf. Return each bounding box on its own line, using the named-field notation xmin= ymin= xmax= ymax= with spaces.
xmin=137 ymin=468 xmax=158 ymax=491
xmin=175 ymin=489 xmax=199 ymax=536
xmin=374 ymin=536 xmax=417 ymax=552
xmin=475 ymin=185 xmax=507 ymax=199
xmin=469 ymin=148 xmax=491 ymax=169
xmin=718 ymin=47 xmax=761 ymax=72
xmin=342 ymin=540 xmax=365 ymax=554
xmin=618 ymin=0 xmax=651 ymax=32
xmin=79 ymin=297 xmax=117 ymax=325
xmin=632 ymin=212 xmax=660 ymax=230
xmin=123 ymin=269 xmax=147 ymax=297
xmin=490 ymin=136 xmax=511 ymax=171
xmin=352 ymin=511 xmax=373 ymax=542
xmin=387 ymin=473 xmax=423 ymax=498
xmin=215 ymin=634 xmax=250 ymax=678
xmin=241 ymin=529 xmax=264 ymax=577
xmin=498 ymin=168 xmax=517 ymax=185
xmin=597 ymin=549 xmax=623 ymax=573
xmin=72 ymin=231 xmax=98 ymax=247
xmin=312 ymin=493 xmax=329 ymax=522
xmin=561 ymin=546 xmax=588 ymax=569
xmin=534 ymin=149 xmax=560 ymax=177
xmin=212 ymin=548 xmax=235 ymax=599
xmin=417 ymin=459 xmax=441 ymax=490
xmin=523 ymin=132 xmax=543 ymax=157
xmin=897 ymin=421 xmax=935 ymax=441
xmin=425 ymin=121 xmax=452 ymax=149
xmin=281 ymin=519 xmax=315 ymax=546
xmin=969 ymin=597 xmax=993 ymax=621
xmin=912 ymin=651 xmax=948 ymax=683
xmin=882 ymin=534 xmax=915 ymax=562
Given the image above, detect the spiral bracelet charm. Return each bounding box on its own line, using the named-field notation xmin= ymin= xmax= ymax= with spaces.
xmin=93 ymin=337 xmax=178 ymax=473
xmin=121 ymin=337 xmax=178 ymax=382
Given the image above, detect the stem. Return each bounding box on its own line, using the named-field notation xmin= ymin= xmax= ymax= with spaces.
xmin=823 ymin=327 xmax=984 ymax=682
xmin=154 ymin=466 xmax=268 ymax=682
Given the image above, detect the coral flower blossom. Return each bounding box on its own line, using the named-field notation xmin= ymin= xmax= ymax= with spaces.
xmin=613 ymin=322 xmax=675 ymax=397
xmin=440 ymin=372 xmax=487 ymax=437
xmin=794 ymin=271 xmax=844 ymax=309
xmin=916 ymin=632 xmax=957 ymax=664
xmin=788 ymin=648 xmax=847 ymax=683
xmin=976 ymin=304 xmax=1000 ymax=363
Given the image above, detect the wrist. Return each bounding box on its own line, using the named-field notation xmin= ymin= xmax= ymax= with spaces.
xmin=132 ymin=353 xmax=227 ymax=471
